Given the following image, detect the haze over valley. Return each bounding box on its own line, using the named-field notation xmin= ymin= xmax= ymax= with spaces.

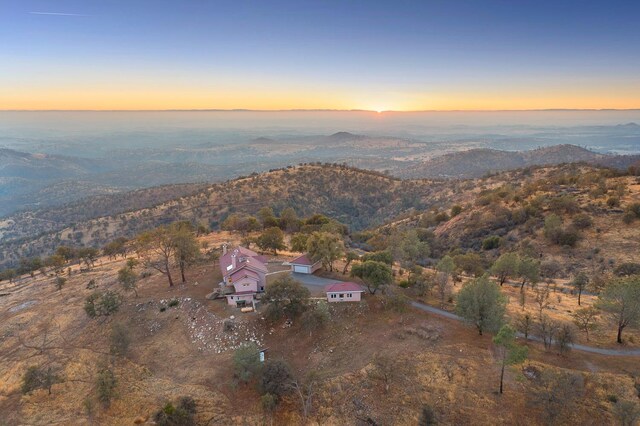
xmin=1 ymin=110 xmax=639 ymax=216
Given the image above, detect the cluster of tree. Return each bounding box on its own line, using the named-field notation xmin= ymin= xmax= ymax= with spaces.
xmin=261 ymin=276 xmax=331 ymax=333
xmin=102 ymin=237 xmax=129 ymax=259
xmin=490 ymin=252 xmax=540 ymax=289
xmin=0 ymin=245 xmax=101 ymax=282
xmin=134 ymin=221 xmax=200 ymax=286
xmin=223 ymin=207 xmax=310 ymax=236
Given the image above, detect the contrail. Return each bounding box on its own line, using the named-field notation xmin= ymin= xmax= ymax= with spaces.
xmin=28 ymin=12 xmax=88 ymax=17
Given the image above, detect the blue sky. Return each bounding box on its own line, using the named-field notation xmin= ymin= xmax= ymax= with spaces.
xmin=1 ymin=0 xmax=639 ymax=110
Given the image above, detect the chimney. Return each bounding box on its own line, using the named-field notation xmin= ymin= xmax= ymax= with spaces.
xmin=231 ymin=251 xmax=237 ymax=269
xmin=222 ymin=243 xmax=228 ymax=255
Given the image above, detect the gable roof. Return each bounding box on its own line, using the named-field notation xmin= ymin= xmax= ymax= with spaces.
xmin=325 ymin=282 xmax=363 ymax=293
xmin=289 ymin=254 xmax=318 ymax=266
xmin=220 ymin=246 xmax=268 ymax=276
xmin=230 ymin=268 xmax=260 ymax=282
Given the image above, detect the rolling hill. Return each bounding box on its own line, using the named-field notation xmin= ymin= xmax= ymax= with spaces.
xmin=0 ymin=164 xmax=449 ymax=265
xmin=398 ymin=144 xmax=610 ymax=179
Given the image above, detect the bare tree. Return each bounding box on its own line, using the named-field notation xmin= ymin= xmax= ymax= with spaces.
xmin=534 ymin=284 xmax=551 ymax=320
xmin=136 ymin=226 xmax=177 ymax=287
xmin=537 ymin=315 xmax=559 ymax=350
xmin=368 ymin=354 xmax=396 ymax=393
xmin=515 ymin=313 xmax=533 ymax=340
xmin=289 ymin=371 xmax=321 ymax=419
xmin=572 ymin=307 xmax=599 ymax=341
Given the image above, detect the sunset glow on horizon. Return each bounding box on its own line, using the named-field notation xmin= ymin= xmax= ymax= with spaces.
xmin=2 ymin=0 xmax=640 ymax=111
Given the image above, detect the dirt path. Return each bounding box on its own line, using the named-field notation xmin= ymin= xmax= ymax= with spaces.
xmin=410 ymin=301 xmax=640 ymax=357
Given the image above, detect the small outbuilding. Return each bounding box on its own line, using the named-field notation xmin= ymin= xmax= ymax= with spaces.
xmin=288 ymin=254 xmax=321 ymax=274
xmin=325 ymin=282 xmax=364 ymax=302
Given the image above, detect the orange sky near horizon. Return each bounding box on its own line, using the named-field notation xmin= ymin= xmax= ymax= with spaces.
xmin=2 ymin=87 xmax=640 ymax=111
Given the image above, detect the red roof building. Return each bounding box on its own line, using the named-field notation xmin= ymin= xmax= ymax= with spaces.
xmin=325 ymin=282 xmax=363 ymax=302
xmin=288 ymin=253 xmax=321 ymax=274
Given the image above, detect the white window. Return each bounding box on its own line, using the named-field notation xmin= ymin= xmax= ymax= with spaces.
xmin=330 ymin=294 xmax=336 ymax=298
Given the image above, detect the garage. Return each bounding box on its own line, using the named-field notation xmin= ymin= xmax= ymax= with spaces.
xmin=293 ymin=265 xmax=310 ymax=274
xmin=288 ymin=253 xmax=321 ymax=275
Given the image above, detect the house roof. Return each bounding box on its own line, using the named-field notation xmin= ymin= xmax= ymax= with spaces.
xmin=325 ymin=282 xmax=363 ymax=293
xmin=220 ymin=246 xmax=268 ymax=276
xmin=230 ymin=268 xmax=259 ymax=282
xmin=289 ymin=254 xmax=317 ymax=266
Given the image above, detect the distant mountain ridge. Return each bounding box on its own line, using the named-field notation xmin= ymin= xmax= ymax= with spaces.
xmin=398 ymin=144 xmax=637 ymax=179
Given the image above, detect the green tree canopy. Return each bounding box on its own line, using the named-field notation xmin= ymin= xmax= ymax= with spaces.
xmin=493 ymin=324 xmax=528 ymax=394
xmin=597 ymin=276 xmax=640 ymax=344
xmin=263 ymin=276 xmax=310 ymax=321
xmin=350 ymin=260 xmax=392 ymax=295
xmin=118 ymin=267 xmax=138 ymax=297
xmin=517 ymin=256 xmax=540 ymax=290
xmin=233 ymin=342 xmax=262 ymax=384
xmin=491 ymin=252 xmax=519 ymax=286
xmin=455 ymin=274 xmax=506 ymax=335
xmin=256 ymin=227 xmax=286 ymax=254
xmin=306 ymin=232 xmax=344 ymax=271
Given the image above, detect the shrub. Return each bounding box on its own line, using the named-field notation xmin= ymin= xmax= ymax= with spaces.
xmin=168 ymin=299 xmax=180 ymax=307
xmin=154 ymin=397 xmax=197 ymax=426
xmin=549 ymin=195 xmax=580 ymax=214
xmin=110 ymin=323 xmax=130 ymax=357
xmin=419 ymin=404 xmax=437 ymax=425
xmin=260 ymin=359 xmax=293 ymax=397
xmin=300 ymin=302 xmax=330 ymax=333
xmin=482 ymin=235 xmax=501 ymax=250
xmin=628 ymin=202 xmax=640 ymax=217
xmin=54 ymin=277 xmax=67 ymax=291
xmin=623 ymin=211 xmax=636 ymax=224
xmin=233 ymin=342 xmax=261 ymax=384
xmin=572 ymin=213 xmax=593 ymax=230
xmin=614 ymin=263 xmax=640 ymax=277
xmin=261 ymin=393 xmax=278 ymax=413
xmin=556 ymin=228 xmax=580 ymax=247
xmin=361 ymin=251 xmax=393 ymax=265
xmin=607 ymin=196 xmax=620 ymax=207
xmin=96 ymin=367 xmax=117 ymax=408
xmin=84 ymin=291 xmax=121 ymax=318
xmin=21 ymin=366 xmax=59 ymax=395
xmin=540 ymin=260 xmax=563 ymax=279
xmin=450 ymin=205 xmax=463 ymax=217
xmin=385 ymin=291 xmax=410 ymax=313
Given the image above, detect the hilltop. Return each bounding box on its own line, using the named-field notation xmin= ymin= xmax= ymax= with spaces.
xmin=398 ymin=144 xmax=614 ymax=179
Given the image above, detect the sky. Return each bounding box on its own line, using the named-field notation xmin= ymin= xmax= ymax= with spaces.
xmin=1 ymin=0 xmax=640 ymax=111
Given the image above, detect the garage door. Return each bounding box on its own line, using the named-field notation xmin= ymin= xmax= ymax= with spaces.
xmin=293 ymin=265 xmax=309 ymax=274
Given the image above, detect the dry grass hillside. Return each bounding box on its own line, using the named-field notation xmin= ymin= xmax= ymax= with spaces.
xmin=0 ymin=164 xmax=450 ymax=266
xmin=1 ymin=231 xmax=639 ymax=425
xmin=370 ymin=163 xmax=640 ymax=278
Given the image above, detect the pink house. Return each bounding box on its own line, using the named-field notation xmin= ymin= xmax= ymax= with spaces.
xmin=219 ymin=246 xmax=268 ymax=307
xmin=288 ymin=253 xmax=322 ymax=274
xmin=325 ymin=282 xmax=364 ymax=302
